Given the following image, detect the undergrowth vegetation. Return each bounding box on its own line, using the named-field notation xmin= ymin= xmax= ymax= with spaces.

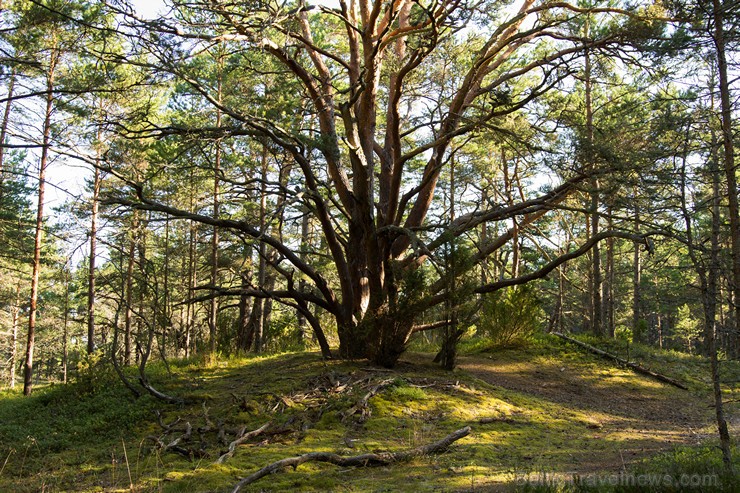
xmin=0 ymin=335 xmax=737 ymax=492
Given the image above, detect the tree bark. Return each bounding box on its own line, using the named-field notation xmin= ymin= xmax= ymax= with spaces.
xmin=0 ymin=69 xmax=15 ymax=199
xmin=208 ymin=56 xmax=223 ymax=355
xmin=297 ymin=207 xmax=310 ymax=340
xmin=712 ymin=0 xmax=740 ymax=367
xmin=632 ymin=191 xmax=642 ymax=339
xmin=585 ymin=42 xmax=602 ymax=337
xmin=24 ymin=49 xmax=57 ymax=396
xmin=679 ymin=113 xmax=731 ymax=469
xmin=705 ymin=128 xmax=733 ymax=471
xmin=248 ymin=143 xmax=270 ymax=353
xmin=439 ymin=155 xmax=461 ymax=370
xmin=605 ymin=207 xmax=615 ymax=338
xmin=236 ymin=269 xmax=253 ymax=352
xmin=124 ymin=212 xmax=138 ymax=366
xmin=87 ymin=157 xmax=101 ymax=354
xmin=9 ymin=282 xmax=20 ymax=389
xmin=63 ymin=260 xmax=69 ymax=383
xmin=186 ymin=209 xmax=197 ymax=358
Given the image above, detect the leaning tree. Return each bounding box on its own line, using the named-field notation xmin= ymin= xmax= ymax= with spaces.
xmin=101 ymin=0 xmax=662 ymax=367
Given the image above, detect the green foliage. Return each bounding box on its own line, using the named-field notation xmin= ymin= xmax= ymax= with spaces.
xmin=672 ymin=304 xmax=700 ymax=353
xmin=614 ymin=325 xmax=633 ymax=344
xmin=74 ymin=351 xmax=117 ymax=396
xmin=633 ymin=319 xmax=648 ymax=344
xmin=476 ymin=286 xmax=541 ymax=349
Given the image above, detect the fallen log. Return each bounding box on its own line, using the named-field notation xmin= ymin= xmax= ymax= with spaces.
xmin=552 ymin=332 xmax=688 ymax=390
xmin=231 ymin=426 xmax=472 ymax=492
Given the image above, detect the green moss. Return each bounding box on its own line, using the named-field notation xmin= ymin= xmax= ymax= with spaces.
xmin=387 ymin=384 xmax=429 ymax=402
xmin=0 ymin=341 xmax=733 ymax=493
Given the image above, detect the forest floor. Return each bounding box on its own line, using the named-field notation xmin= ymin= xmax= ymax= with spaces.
xmin=0 ymin=334 xmax=738 ymax=492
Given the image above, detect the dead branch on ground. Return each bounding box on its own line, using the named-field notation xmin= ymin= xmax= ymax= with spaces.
xmin=231 ymin=426 xmax=472 ymax=492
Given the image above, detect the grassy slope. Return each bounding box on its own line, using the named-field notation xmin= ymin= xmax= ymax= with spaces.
xmin=0 ymin=335 xmax=737 ymax=492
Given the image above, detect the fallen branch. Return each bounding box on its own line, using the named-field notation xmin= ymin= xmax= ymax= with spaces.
xmin=231 ymin=426 xmax=472 ymax=492
xmin=552 ymin=332 xmax=688 ymax=390
xmin=215 ymin=422 xmax=271 ymax=464
xmin=148 ymin=422 xmax=202 ymax=460
xmin=479 ymin=417 xmax=529 ymax=425
xmin=342 ymin=378 xmax=395 ymax=423
xmin=155 ymin=410 xmax=182 ymax=433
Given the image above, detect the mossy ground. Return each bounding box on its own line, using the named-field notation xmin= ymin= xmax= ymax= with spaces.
xmin=0 ymin=334 xmax=737 ymax=492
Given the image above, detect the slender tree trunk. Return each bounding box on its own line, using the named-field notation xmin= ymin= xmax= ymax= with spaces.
xmin=236 ymin=268 xmax=253 ymax=352
xmin=679 ymin=114 xmax=732 ymax=469
xmin=186 ymin=219 xmax=197 ymax=357
xmin=124 ymin=213 xmax=138 ymax=366
xmin=501 ymin=150 xmax=520 ymax=278
xmin=250 ymin=144 xmax=270 ymax=353
xmin=297 ymin=208 xmax=310 ymax=339
xmin=209 ymin=62 xmax=223 ymax=355
xmin=480 ymin=188 xmax=489 ymax=285
xmin=24 ymin=50 xmax=57 ymax=396
xmin=655 ymin=275 xmax=663 ymax=349
xmin=9 ymin=282 xmax=20 ymax=389
xmin=584 ymin=44 xmax=602 ymax=337
xmin=87 ymin=154 xmax=101 ymax=354
xmin=706 ymin=129 xmax=733 ymax=471
xmin=632 ymin=191 xmax=642 ymax=339
xmin=438 ymin=156 xmax=461 ymax=369
xmin=712 ymin=0 xmax=740 ymax=363
xmin=136 ymin=214 xmax=150 ymax=363
xmin=63 ymin=260 xmax=69 ymax=384
xmin=0 ymin=70 xmax=15 ymax=198
xmin=605 ymin=207 xmax=615 ymax=338
xmin=161 ymin=215 xmax=170 ymax=360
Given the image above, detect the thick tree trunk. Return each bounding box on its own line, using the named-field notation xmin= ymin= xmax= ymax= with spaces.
xmin=24 ymin=51 xmax=57 ymax=396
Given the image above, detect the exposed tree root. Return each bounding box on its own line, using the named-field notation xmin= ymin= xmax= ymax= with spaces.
xmin=553 ymin=332 xmax=688 ymax=390
xmin=231 ymin=426 xmax=471 ymax=492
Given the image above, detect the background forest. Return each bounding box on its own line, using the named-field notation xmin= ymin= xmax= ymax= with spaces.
xmin=0 ymin=0 xmax=739 ymax=444
xmin=1 ymin=0 xmax=739 ymax=385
